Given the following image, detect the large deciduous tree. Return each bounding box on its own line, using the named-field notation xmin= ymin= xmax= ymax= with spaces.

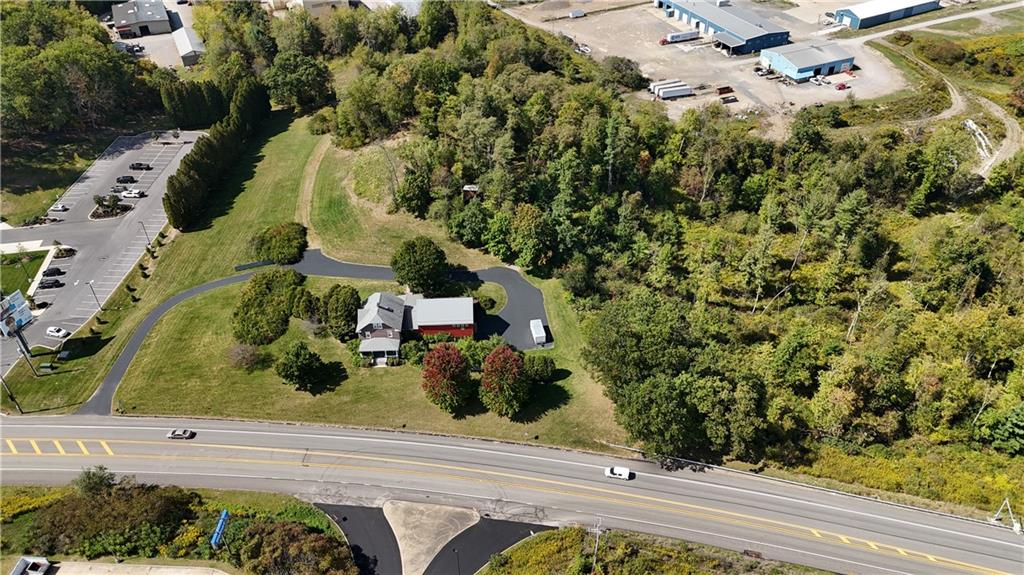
xmin=263 ymin=51 xmax=333 ymax=111
xmin=480 ymin=345 xmax=530 ymax=418
xmin=275 ymin=341 xmax=325 ymax=391
xmin=421 ymin=343 xmax=471 ymax=414
xmin=391 ymin=236 xmax=450 ymax=296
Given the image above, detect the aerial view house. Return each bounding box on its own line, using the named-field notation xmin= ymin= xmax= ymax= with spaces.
xmin=356 ymin=293 xmax=475 ymax=364
xmin=112 ymin=0 xmax=171 ymax=38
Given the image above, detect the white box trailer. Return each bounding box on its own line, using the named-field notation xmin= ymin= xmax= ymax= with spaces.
xmin=530 ymin=319 xmax=546 ymax=345
xmin=660 ymin=30 xmax=700 ymax=44
xmin=648 ymin=78 xmax=682 ymax=93
xmin=655 ymin=81 xmax=690 ymax=98
xmin=659 ymin=84 xmax=694 ymax=99
xmin=568 ymin=9 xmax=586 ymax=18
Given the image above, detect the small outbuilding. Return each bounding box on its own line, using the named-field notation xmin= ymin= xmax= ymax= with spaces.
xmin=835 ymin=0 xmax=940 ymax=30
xmin=172 ymin=27 xmax=206 ymax=67
xmin=9 ymin=557 xmax=50 ymax=575
xmin=530 ymin=319 xmax=546 ymax=346
xmin=112 ymin=0 xmax=171 ymax=38
xmin=759 ymin=41 xmax=854 ymax=82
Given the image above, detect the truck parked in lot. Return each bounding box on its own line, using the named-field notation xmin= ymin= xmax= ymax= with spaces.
xmin=659 ymin=30 xmax=700 ymax=45
xmin=657 ymin=82 xmax=694 ymax=100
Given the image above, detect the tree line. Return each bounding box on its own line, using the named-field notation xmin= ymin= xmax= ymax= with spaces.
xmin=163 ymin=78 xmax=271 ymax=230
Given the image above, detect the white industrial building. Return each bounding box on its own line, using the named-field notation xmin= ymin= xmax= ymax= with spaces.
xmin=172 ymin=27 xmax=206 ymax=67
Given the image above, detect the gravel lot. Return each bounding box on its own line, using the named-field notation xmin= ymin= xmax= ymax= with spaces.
xmin=506 ymin=1 xmax=908 ymax=126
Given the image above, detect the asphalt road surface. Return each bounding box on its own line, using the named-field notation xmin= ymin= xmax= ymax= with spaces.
xmin=0 ymin=131 xmax=201 ymax=376
xmin=79 ymin=249 xmax=549 ymax=415
xmin=2 ymin=416 xmax=1020 ymax=575
xmin=318 ymin=504 xmax=402 ymax=575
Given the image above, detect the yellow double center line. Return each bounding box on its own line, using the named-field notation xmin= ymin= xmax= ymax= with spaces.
xmin=5 ymin=437 xmax=1012 ymax=575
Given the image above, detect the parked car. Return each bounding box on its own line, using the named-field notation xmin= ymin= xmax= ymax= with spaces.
xmin=116 ymin=175 xmax=137 ymax=184
xmin=46 ymin=326 xmax=71 ymax=339
xmin=835 ymin=82 xmax=850 ymax=91
xmin=817 ymin=75 xmax=831 ymax=85
xmin=167 ymin=429 xmax=196 ymax=439
xmin=604 ymin=466 xmax=632 ymax=480
xmin=49 ymin=203 xmax=69 ymax=212
xmin=110 ymin=184 xmax=129 ymax=193
xmin=121 ymin=189 xmax=145 ymax=198
xmin=41 ymin=267 xmax=63 ymax=277
xmin=809 ymin=76 xmax=822 ymax=86
xmin=38 ymin=279 xmax=64 ymax=289
xmin=129 ymin=162 xmax=152 ymax=170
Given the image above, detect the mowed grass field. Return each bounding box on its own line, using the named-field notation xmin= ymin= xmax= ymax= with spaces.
xmin=1 ymin=112 xmax=320 ymax=414
xmin=116 ymin=274 xmax=625 ymax=450
xmin=1 ymin=250 xmax=48 ymax=296
xmin=311 ymin=144 xmax=502 ymax=270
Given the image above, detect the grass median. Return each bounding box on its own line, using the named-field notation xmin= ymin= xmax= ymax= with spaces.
xmin=1 ymin=250 xmax=48 ymax=296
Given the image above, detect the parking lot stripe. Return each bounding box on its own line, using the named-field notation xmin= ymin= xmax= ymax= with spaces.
xmin=6 ymin=439 xmax=17 ymax=454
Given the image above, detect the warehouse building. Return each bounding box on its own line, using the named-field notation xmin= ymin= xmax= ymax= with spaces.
xmin=835 ymin=0 xmax=941 ymax=30
xmin=654 ymin=0 xmax=789 ymax=55
xmin=112 ymin=0 xmax=171 ymax=38
xmin=172 ymin=27 xmax=206 ymax=67
xmin=759 ymin=41 xmax=854 ymax=82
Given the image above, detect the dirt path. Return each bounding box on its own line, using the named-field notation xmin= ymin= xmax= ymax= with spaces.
xmin=295 ymin=135 xmax=332 ymax=249
xmin=976 ymin=96 xmax=1023 ymax=176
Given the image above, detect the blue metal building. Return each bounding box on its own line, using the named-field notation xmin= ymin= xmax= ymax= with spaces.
xmin=759 ymin=41 xmax=854 ymax=82
xmin=654 ymin=0 xmax=790 ymax=55
xmin=835 ymin=0 xmax=941 ymax=30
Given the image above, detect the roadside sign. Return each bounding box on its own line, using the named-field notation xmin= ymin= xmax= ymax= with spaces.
xmin=1 ymin=291 xmax=33 ymax=337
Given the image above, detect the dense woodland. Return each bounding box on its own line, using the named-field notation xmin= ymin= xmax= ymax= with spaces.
xmin=187 ymin=0 xmax=1024 ymax=506
xmin=2 ymin=0 xmax=1022 ymax=508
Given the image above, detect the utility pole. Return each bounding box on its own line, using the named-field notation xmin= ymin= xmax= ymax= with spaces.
xmin=75 ymin=280 xmax=102 ymax=310
xmin=1 ymin=372 xmax=24 ymax=414
xmin=992 ymin=498 xmax=1022 ymax=536
xmin=139 ymin=220 xmax=152 ymax=247
xmin=452 ymin=548 xmax=461 ymax=575
xmin=14 ymin=330 xmax=38 ymax=378
xmin=591 ymin=516 xmax=603 ymax=567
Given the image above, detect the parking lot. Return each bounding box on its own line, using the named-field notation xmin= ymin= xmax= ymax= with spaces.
xmin=0 ymin=131 xmax=201 ymax=375
xmin=506 ymin=1 xmax=907 ymax=127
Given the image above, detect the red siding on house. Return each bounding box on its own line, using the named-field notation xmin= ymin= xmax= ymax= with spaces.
xmin=418 ymin=325 xmax=475 ymax=338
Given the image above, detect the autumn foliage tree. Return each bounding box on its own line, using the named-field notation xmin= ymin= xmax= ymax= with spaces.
xmin=421 ymin=343 xmax=471 ymax=414
xmin=480 ymin=345 xmax=530 ymax=418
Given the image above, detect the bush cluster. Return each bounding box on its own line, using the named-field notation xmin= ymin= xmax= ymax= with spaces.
xmin=231 ymin=269 xmax=305 ymax=345
xmin=249 ymin=222 xmax=308 ymax=265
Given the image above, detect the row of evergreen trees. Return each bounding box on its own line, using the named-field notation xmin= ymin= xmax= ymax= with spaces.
xmin=163 ymin=79 xmax=271 ymax=230
xmin=160 ymin=81 xmax=227 ymax=128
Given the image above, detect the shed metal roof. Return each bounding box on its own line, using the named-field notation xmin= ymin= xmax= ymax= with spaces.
xmin=112 ymin=0 xmax=168 ymax=26
xmin=763 ymin=41 xmax=853 ymax=69
xmin=172 ymin=27 xmax=205 ymax=57
xmin=677 ymin=1 xmax=786 ymax=41
xmin=359 ymin=337 xmax=401 ymax=353
xmin=839 ymin=0 xmax=936 ymax=19
xmin=412 ymin=297 xmax=474 ymax=328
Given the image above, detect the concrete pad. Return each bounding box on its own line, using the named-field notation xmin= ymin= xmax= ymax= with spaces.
xmin=382 ymin=500 xmax=480 ymax=575
xmin=51 ymin=564 xmax=227 ymax=575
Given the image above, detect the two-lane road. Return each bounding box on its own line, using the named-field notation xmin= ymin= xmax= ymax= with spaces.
xmin=2 ymin=416 xmax=1020 ymax=575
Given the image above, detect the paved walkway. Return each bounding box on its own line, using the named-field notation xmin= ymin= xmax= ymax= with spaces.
xmin=79 ymin=249 xmax=548 ymax=415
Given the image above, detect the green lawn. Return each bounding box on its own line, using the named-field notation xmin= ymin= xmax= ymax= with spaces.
xmin=474 ymin=282 xmax=508 ymax=313
xmin=927 ymin=17 xmax=981 ymax=33
xmin=116 ymin=274 xmax=626 ymax=451
xmin=1 ymin=111 xmax=320 ymax=415
xmin=310 ymin=144 xmax=502 ymax=270
xmin=1 ymin=250 xmax=48 ymax=296
xmin=1 ymin=114 xmax=168 ymax=226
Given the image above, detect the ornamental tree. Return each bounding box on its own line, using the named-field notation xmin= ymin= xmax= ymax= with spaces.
xmin=480 ymin=345 xmax=530 ymax=419
xmin=391 ymin=236 xmax=450 ymax=296
xmin=421 ymin=343 xmax=471 ymax=414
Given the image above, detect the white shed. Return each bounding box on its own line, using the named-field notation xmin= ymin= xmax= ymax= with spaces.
xmin=172 ymin=27 xmax=205 ymax=67
xmin=530 ymin=319 xmax=546 ymax=346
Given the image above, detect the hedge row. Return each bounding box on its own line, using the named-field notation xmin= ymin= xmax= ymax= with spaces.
xmin=163 ymin=79 xmax=271 ymax=231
